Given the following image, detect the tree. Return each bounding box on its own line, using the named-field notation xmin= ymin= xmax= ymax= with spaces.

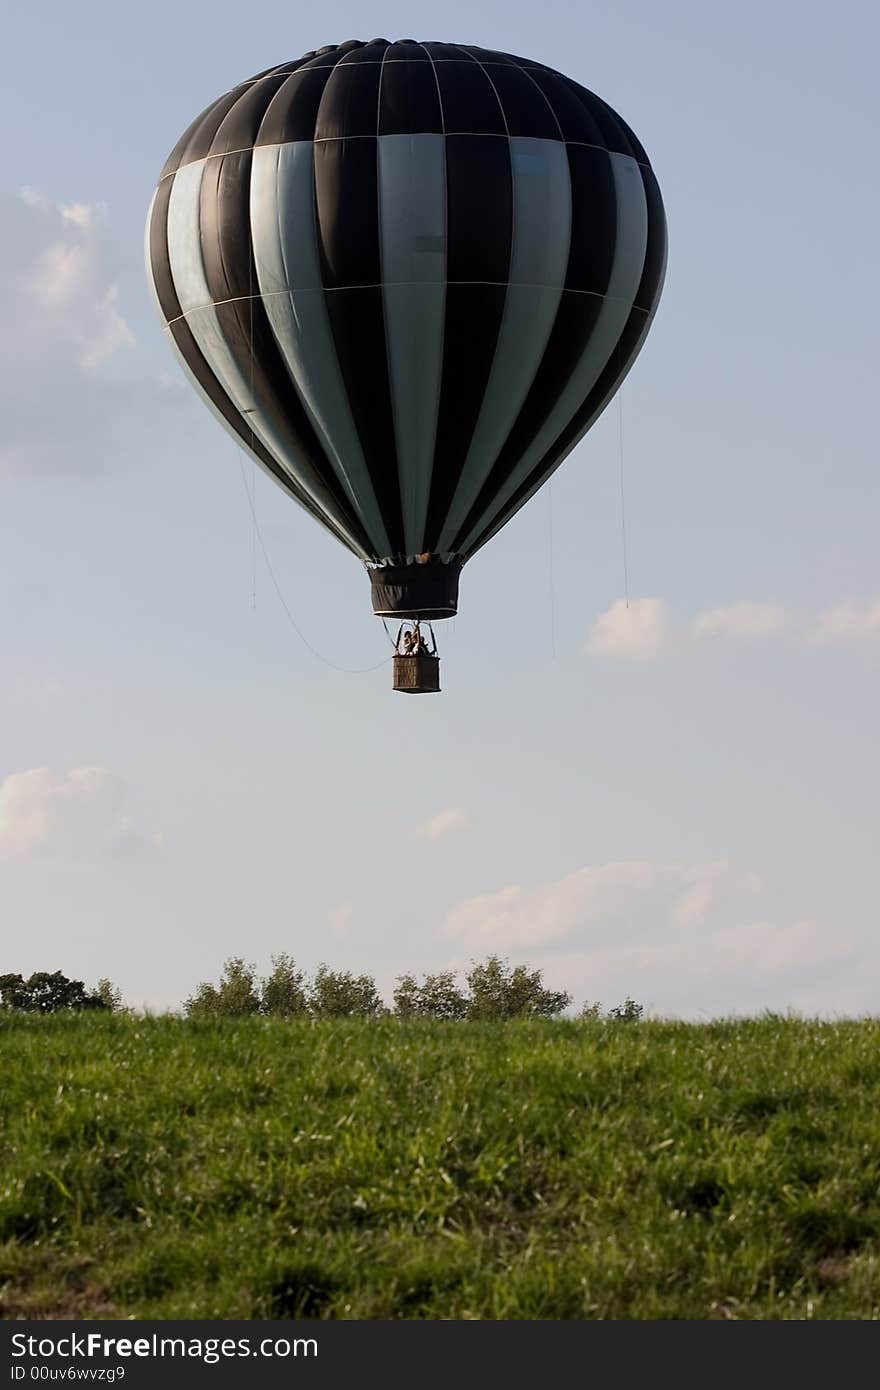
xmin=309 ymin=965 xmax=383 ymax=1018
xmin=0 ymin=971 xmax=105 ymax=1012
xmin=393 ymin=970 xmax=468 ymax=1019
xmin=261 ymin=954 xmax=308 ymax=1017
xmin=466 ymin=956 xmax=571 ymax=1020
xmin=95 ymin=978 xmax=124 ymax=1013
xmin=185 ymin=958 xmax=261 ymax=1018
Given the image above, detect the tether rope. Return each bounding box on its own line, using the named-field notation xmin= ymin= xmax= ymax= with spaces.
xmin=617 ymin=353 xmax=630 ymax=609
xmin=239 ymin=266 xmax=390 ymax=675
xmin=236 ymin=456 xmax=393 ymax=674
xmin=548 ymin=477 xmax=557 ymax=659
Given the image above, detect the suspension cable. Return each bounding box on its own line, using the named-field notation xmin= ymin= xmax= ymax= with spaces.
xmin=236 ymin=457 xmax=392 ymax=675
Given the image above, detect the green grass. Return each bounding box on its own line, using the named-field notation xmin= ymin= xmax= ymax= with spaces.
xmin=2 ymin=1013 xmax=879 ymax=1319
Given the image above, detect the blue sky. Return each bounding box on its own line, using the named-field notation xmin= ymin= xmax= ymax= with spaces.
xmin=1 ymin=0 xmax=877 ymax=1015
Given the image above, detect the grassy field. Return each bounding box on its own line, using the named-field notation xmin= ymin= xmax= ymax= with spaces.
xmin=1 ymin=1013 xmax=879 ymax=1320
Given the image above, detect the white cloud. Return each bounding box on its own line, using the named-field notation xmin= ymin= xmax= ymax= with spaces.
xmin=79 ymin=285 xmax=136 ymax=370
xmin=692 ymin=601 xmax=789 ymax=640
xmin=19 ymin=190 xmax=105 ymax=233
xmin=18 ymin=191 xmax=134 ymax=372
xmin=586 ymin=598 xmax=670 ymax=660
xmin=0 ymin=767 xmax=162 ymax=863
xmin=19 ymin=186 xmax=51 ymax=212
xmin=443 ymin=860 xmax=754 ymax=950
xmin=60 ymin=201 xmax=106 ymax=231
xmin=28 ymin=241 xmax=92 ymax=309
xmin=441 ymin=859 xmax=856 ymax=1016
xmin=806 ymin=597 xmax=880 ymax=645
xmin=585 ymin=595 xmax=880 ymax=658
xmin=0 ymin=187 xmax=184 ymax=477
xmin=415 ymin=807 xmax=472 ymax=841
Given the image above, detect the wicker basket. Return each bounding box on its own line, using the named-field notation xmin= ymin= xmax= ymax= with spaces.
xmin=392 ymin=653 xmax=441 ymax=694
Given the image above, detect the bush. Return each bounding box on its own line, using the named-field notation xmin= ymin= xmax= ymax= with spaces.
xmin=608 ymin=997 xmax=644 ymax=1023
xmin=261 ymin=954 xmax=308 ymax=1017
xmin=393 ymin=971 xmax=468 ymax=1020
xmin=309 ymin=966 xmax=383 ymax=1018
xmin=185 ymin=958 xmax=261 ymax=1018
xmin=466 ymin=957 xmax=571 ymax=1020
xmin=578 ymin=1001 xmax=603 ymax=1021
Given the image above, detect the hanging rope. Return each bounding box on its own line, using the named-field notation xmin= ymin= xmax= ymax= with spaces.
xmin=237 ymin=263 xmax=391 ymax=676
xmin=248 ymin=260 xmax=257 ymax=614
xmin=617 ymin=357 xmax=631 ymax=609
xmin=250 ymin=459 xmax=257 ymax=611
xmin=548 ymin=477 xmax=557 ymax=659
xmin=236 ymin=458 xmax=392 ymax=674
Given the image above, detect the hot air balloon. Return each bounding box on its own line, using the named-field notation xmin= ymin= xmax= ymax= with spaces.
xmin=146 ymin=39 xmax=666 ymax=692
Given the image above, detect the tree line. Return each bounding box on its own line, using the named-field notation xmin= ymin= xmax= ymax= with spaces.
xmin=0 ymin=957 xmax=643 ymax=1022
xmin=185 ymin=955 xmax=575 ymax=1020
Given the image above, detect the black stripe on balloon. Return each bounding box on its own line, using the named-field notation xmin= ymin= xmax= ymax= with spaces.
xmin=462 ymin=305 xmax=652 ymax=558
xmin=208 ymin=74 xmax=290 ymax=156
xmin=474 ymin=47 xmax=558 ymax=74
xmin=447 ymin=141 xmax=618 ymax=550
xmin=420 ymin=132 xmax=512 ymax=549
xmin=462 ymin=46 xmax=517 ymax=66
xmin=570 ymin=311 xmax=659 ymax=452
xmin=264 ymin=61 xmax=308 ymax=76
xmin=196 ymin=150 xmax=373 ymax=554
xmin=379 ymin=53 xmax=443 ymax=134
xmin=444 ymin=138 xmax=617 ymax=550
xmin=336 ymin=40 xmax=390 ymax=65
xmin=215 ymin=291 xmax=375 ymax=551
xmin=295 ymin=53 xmax=337 ymax=70
xmin=588 ymin=90 xmax=649 ymax=164
xmin=314 ymin=59 xmax=382 ymax=140
xmin=149 ymin=180 xmax=347 ymax=545
xmin=523 ymin=70 xmax=607 ymax=145
xmin=423 ymin=283 xmax=508 ymax=551
xmin=255 ymin=42 xmax=348 ymax=148
xmin=313 ymin=136 xmax=382 ymax=289
xmin=435 ymin=60 xmax=507 ymax=134
xmin=165 ymin=319 xmax=350 ymax=548
xmin=322 ymin=287 xmax=406 ymax=556
xmin=147 ymin=176 xmax=182 ymax=324
xmin=256 ymin=67 xmax=335 ymax=144
xmin=420 ymin=43 xmax=478 ymax=62
xmin=488 ymin=63 xmax=561 ymax=139
xmin=568 ymin=83 xmax=636 ymax=159
xmin=384 ymin=40 xmax=431 ymax=61
xmin=564 ymin=144 xmax=618 ymax=293
xmin=311 ymin=92 xmax=403 ymax=549
xmin=293 ymin=45 xmax=355 ymax=73
xmin=634 ymin=165 xmax=667 ymax=311
xmin=198 ymin=151 xmax=252 ymax=302
xmin=448 ymin=291 xmax=606 ymax=552
xmin=159 ymin=85 xmax=251 ymax=179
xmin=462 ymin=160 xmax=666 ymax=559
xmin=244 ymin=53 xmax=314 ymax=82
xmin=444 ymin=134 xmax=512 ymax=283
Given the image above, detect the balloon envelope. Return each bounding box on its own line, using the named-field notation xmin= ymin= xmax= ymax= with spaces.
xmin=147 ymin=39 xmax=666 ymax=619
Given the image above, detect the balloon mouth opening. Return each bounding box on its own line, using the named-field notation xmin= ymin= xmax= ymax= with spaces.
xmin=369 ymin=558 xmax=462 ymax=621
